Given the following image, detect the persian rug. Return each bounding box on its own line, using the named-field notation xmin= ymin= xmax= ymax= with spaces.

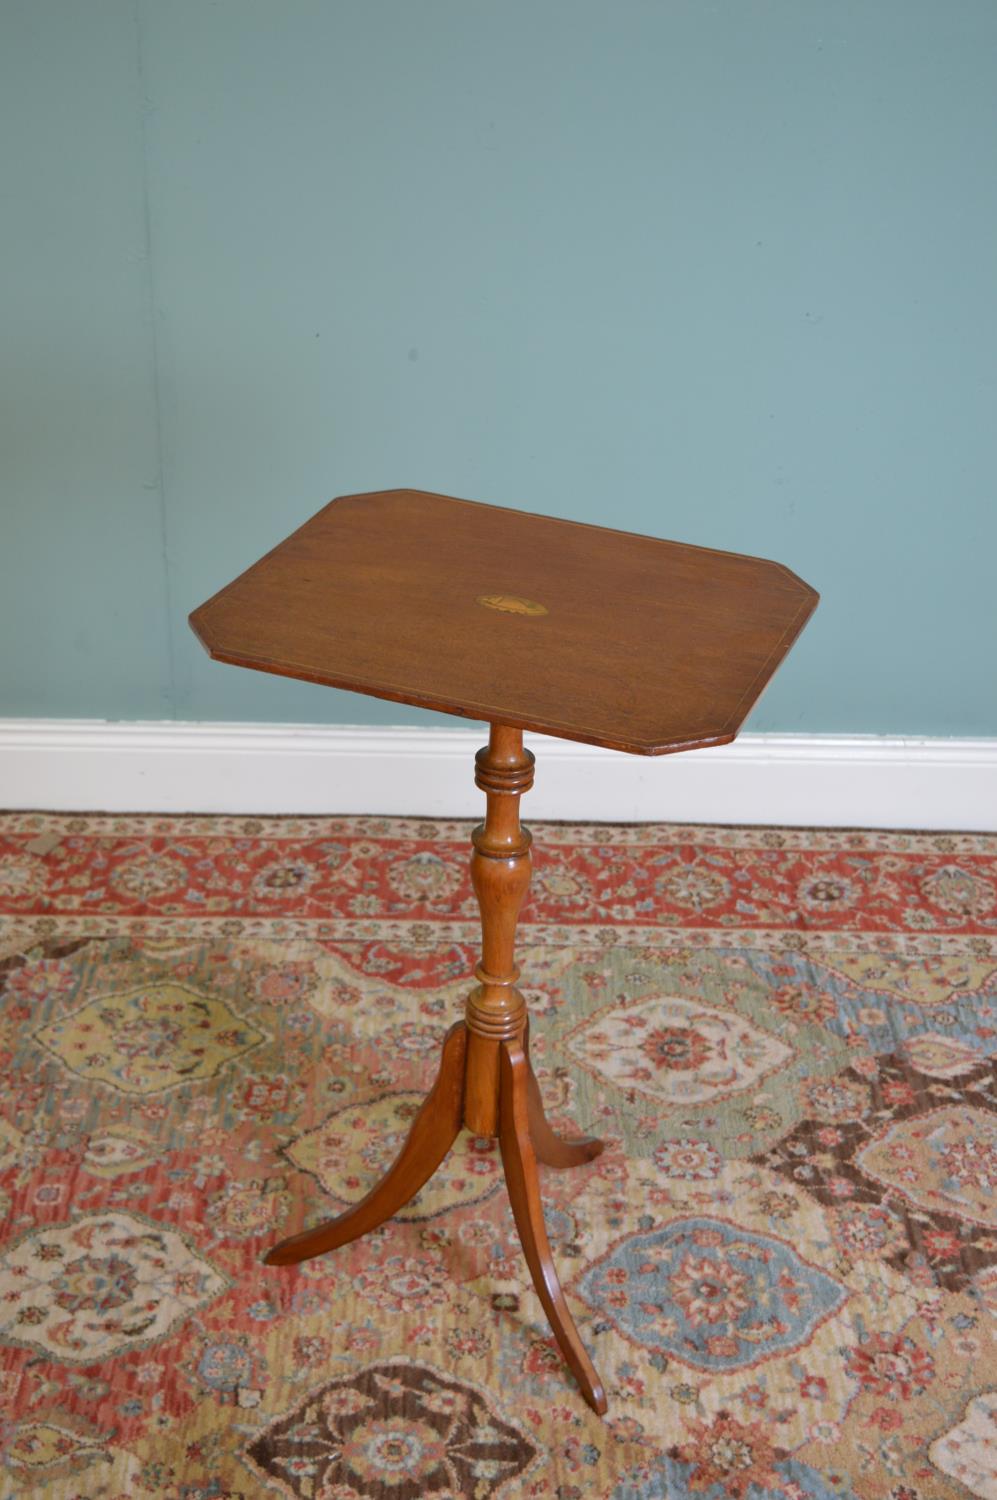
xmin=1 ymin=812 xmax=996 ymax=1500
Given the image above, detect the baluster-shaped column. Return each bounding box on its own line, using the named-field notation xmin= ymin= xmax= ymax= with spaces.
xmin=463 ymin=724 xmax=535 ymax=1135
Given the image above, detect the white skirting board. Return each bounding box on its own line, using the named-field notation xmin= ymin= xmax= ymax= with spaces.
xmin=0 ymin=719 xmax=995 ymax=830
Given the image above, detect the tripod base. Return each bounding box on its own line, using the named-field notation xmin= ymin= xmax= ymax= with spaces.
xmin=265 ymin=1020 xmax=607 ymax=1415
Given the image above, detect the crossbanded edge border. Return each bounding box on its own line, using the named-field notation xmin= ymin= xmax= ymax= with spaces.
xmin=0 ymin=719 xmax=994 ymax=831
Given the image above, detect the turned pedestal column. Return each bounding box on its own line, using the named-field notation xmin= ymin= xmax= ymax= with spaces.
xmin=264 ymin=724 xmax=607 ymax=1412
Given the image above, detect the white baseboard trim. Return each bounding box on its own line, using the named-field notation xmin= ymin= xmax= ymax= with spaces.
xmin=0 ymin=719 xmax=994 ymax=830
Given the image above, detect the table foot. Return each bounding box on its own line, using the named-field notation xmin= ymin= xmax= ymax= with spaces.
xmin=264 ymin=1022 xmax=466 ymax=1267
xmin=499 ymin=1040 xmax=608 ymax=1416
xmin=524 ymin=1020 xmax=604 ymax=1170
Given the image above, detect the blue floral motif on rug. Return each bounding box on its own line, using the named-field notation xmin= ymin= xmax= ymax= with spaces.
xmin=577 ymin=1216 xmax=847 ymax=1372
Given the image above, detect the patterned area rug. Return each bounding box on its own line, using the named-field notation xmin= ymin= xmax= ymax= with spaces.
xmin=1 ymin=812 xmax=996 ymax=1500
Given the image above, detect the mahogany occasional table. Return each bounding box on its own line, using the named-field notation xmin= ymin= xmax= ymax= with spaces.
xmin=189 ymin=488 xmax=818 ymax=1415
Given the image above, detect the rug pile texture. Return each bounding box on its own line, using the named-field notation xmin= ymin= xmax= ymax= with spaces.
xmin=1 ymin=812 xmax=996 ymax=1500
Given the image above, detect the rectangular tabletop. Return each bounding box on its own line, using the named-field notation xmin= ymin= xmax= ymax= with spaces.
xmin=190 ymin=489 xmax=818 ymax=756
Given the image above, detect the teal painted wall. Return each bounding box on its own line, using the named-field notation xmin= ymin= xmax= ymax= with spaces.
xmin=3 ymin=1 xmax=995 ymax=735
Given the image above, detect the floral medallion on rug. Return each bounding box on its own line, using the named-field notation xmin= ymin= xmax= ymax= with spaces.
xmin=0 ymin=813 xmax=995 ymax=1499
